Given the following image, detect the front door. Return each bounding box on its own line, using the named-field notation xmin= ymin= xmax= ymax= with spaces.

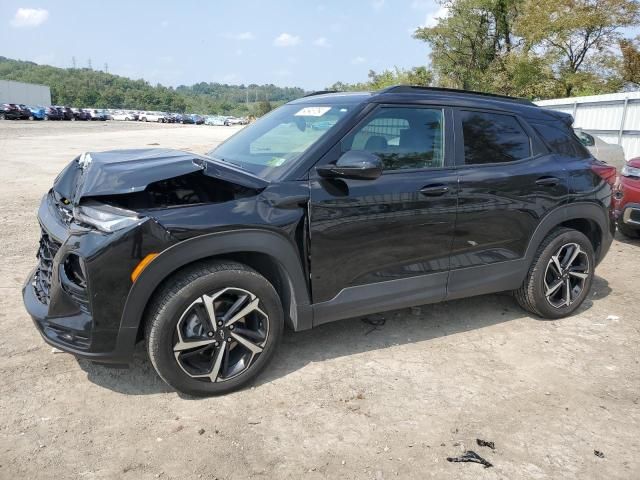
xmin=308 ymin=105 xmax=458 ymax=324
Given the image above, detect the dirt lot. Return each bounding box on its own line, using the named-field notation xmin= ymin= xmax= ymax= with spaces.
xmin=0 ymin=120 xmax=639 ymax=480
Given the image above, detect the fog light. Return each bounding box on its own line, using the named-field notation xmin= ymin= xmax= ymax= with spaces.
xmin=64 ymin=254 xmax=87 ymax=288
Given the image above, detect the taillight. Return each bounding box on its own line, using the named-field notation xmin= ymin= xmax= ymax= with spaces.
xmin=591 ymin=161 xmax=617 ymax=187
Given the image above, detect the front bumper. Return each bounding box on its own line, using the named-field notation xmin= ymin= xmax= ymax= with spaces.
xmin=22 ymin=192 xmax=173 ymax=364
xmin=621 ymin=203 xmax=640 ymax=226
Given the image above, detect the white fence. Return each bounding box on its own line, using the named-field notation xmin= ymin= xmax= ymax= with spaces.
xmin=536 ymin=92 xmax=640 ymax=160
xmin=0 ymin=79 xmax=51 ymax=106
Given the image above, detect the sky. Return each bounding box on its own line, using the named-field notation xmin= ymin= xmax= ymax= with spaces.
xmin=0 ymin=0 xmax=446 ymax=90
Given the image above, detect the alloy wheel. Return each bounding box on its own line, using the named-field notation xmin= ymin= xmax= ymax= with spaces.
xmin=543 ymin=242 xmax=590 ymax=308
xmin=173 ymin=287 xmax=269 ymax=383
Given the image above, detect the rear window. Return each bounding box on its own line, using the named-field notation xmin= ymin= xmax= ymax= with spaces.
xmin=531 ymin=123 xmax=590 ymax=159
xmin=461 ymin=111 xmax=531 ymax=164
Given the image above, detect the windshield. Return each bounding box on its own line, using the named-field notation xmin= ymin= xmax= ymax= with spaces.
xmin=208 ymin=103 xmax=353 ymax=179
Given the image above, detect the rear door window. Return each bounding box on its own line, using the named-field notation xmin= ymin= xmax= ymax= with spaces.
xmin=460 ymin=110 xmax=531 ymax=165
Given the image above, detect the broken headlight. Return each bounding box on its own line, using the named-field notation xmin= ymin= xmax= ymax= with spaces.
xmin=73 ymin=203 xmax=140 ymax=233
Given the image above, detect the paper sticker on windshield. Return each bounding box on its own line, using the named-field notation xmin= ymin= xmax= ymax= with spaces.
xmin=294 ymin=107 xmax=331 ymax=117
xmin=268 ymin=157 xmax=286 ymax=166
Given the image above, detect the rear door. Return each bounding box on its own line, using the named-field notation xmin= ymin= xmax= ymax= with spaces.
xmin=308 ymin=104 xmax=458 ymax=319
xmin=447 ymin=108 xmax=569 ymax=298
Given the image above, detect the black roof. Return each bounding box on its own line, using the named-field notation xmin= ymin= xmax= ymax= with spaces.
xmin=293 ymin=85 xmax=567 ymax=123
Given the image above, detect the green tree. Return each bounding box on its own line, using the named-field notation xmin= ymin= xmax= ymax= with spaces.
xmin=414 ymin=0 xmax=519 ymax=90
xmin=255 ymin=100 xmax=273 ymax=117
xmin=619 ymin=37 xmax=640 ymax=87
xmin=516 ymin=0 xmax=640 ymax=95
xmin=414 ymin=0 xmax=638 ymax=98
xmin=329 ymin=66 xmax=432 ymax=91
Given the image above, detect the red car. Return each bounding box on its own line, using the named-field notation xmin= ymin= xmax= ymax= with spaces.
xmin=614 ymin=157 xmax=640 ymax=238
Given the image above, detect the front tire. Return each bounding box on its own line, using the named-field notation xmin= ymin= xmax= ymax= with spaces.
xmin=515 ymin=228 xmax=594 ymax=319
xmin=145 ymin=261 xmax=283 ymax=396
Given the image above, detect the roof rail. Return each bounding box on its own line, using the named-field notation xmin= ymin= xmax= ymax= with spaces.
xmin=303 ymin=90 xmax=339 ymax=97
xmin=378 ymin=85 xmax=534 ymax=105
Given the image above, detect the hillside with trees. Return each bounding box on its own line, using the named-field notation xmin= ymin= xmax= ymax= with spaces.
xmin=0 ymin=56 xmax=304 ymax=115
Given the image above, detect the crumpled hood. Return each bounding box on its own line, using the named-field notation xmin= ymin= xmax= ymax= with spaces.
xmin=52 ymin=148 xmax=267 ymax=205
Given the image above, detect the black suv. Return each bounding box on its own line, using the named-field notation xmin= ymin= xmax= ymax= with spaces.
xmin=23 ymin=86 xmax=616 ymax=395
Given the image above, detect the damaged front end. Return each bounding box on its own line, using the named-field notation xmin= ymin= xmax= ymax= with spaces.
xmin=23 ymin=148 xmax=273 ymax=363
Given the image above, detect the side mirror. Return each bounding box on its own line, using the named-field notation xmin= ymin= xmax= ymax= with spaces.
xmin=316 ymin=150 xmax=383 ymax=180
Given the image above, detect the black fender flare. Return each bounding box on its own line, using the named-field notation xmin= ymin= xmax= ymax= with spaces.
xmin=119 ymin=228 xmax=312 ymax=338
xmin=524 ymin=201 xmax=612 ymax=264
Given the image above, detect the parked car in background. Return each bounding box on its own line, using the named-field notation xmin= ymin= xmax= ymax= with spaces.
xmin=179 ymin=114 xmax=195 ymax=124
xmin=139 ymin=111 xmax=166 ymax=122
xmin=192 ymin=114 xmax=205 ymax=125
xmin=54 ymin=106 xmax=75 ymax=121
xmin=227 ymin=116 xmax=246 ymax=126
xmin=27 ymin=106 xmax=46 ymax=120
xmin=23 ymin=86 xmax=617 ymax=396
xmin=71 ymin=108 xmax=91 ymax=121
xmin=86 ymin=109 xmax=108 ymax=121
xmin=1 ymin=103 xmax=29 ymax=120
xmin=112 ymin=111 xmax=137 ymax=121
xmin=205 ymin=115 xmax=226 ymax=126
xmin=575 ymin=129 xmax=626 ymax=171
xmin=44 ymin=106 xmax=63 ymax=120
xmin=614 ymin=157 xmax=640 ymax=238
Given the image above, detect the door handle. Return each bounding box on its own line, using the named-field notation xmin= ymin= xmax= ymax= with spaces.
xmin=535 ymin=176 xmax=560 ymax=187
xmin=419 ymin=184 xmax=449 ymax=196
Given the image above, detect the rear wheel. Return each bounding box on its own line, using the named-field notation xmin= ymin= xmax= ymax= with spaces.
xmin=515 ymin=228 xmax=594 ymax=319
xmin=145 ymin=261 xmax=283 ymax=396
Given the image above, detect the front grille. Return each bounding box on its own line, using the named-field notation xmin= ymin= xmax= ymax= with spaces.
xmin=33 ymin=228 xmax=61 ymax=304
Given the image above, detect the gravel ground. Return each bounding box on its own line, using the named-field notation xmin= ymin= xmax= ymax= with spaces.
xmin=0 ymin=120 xmax=638 ymax=480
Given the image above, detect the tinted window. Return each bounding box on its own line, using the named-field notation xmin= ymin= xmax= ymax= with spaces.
xmin=575 ymin=130 xmax=595 ymax=147
xmin=342 ymin=107 xmax=444 ymax=170
xmin=461 ymin=111 xmax=531 ymax=164
xmin=532 ymin=123 xmax=590 ymax=159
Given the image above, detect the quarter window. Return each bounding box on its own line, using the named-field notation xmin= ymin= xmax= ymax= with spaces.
xmin=342 ymin=107 xmax=445 ymax=170
xmin=532 ymin=123 xmax=590 ymax=159
xmin=461 ymin=111 xmax=531 ymax=164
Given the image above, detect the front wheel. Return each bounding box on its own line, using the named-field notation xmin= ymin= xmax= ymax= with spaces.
xmin=145 ymin=261 xmax=283 ymax=396
xmin=515 ymin=228 xmax=594 ymax=319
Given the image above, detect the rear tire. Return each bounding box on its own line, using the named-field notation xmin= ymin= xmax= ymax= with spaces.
xmin=515 ymin=228 xmax=594 ymax=319
xmin=617 ymin=219 xmax=640 ymax=238
xmin=145 ymin=261 xmax=284 ymax=396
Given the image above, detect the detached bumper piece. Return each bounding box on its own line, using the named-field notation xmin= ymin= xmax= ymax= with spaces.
xmin=26 ymin=224 xmax=93 ymax=350
xmin=22 ymin=193 xmax=140 ymax=364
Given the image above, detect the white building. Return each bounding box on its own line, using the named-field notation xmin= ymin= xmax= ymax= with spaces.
xmin=536 ymin=92 xmax=640 ymax=160
xmin=0 ymin=79 xmax=51 ymax=106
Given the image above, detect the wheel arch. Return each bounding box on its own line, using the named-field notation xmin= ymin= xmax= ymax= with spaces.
xmin=525 ymin=202 xmax=612 ymax=265
xmin=120 ymin=229 xmax=313 ymax=346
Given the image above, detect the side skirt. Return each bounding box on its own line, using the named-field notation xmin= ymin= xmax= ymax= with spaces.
xmin=312 ymin=272 xmax=447 ymax=327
